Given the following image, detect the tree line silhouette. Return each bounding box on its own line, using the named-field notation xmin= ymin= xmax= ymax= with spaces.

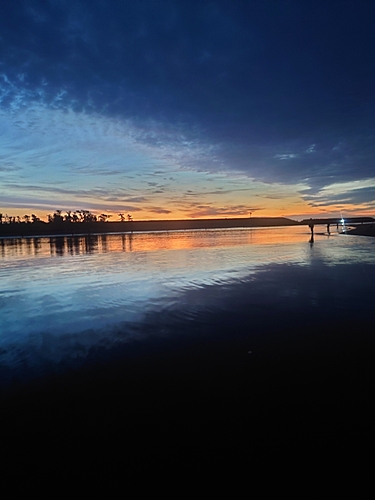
xmin=0 ymin=210 xmax=133 ymax=225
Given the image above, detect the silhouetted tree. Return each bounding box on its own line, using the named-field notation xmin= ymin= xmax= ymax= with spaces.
xmin=80 ymin=210 xmax=97 ymax=222
xmin=31 ymin=214 xmax=41 ymax=223
xmin=54 ymin=210 xmax=63 ymax=223
xmin=48 ymin=210 xmax=64 ymax=224
xmin=127 ymin=214 xmax=133 ymax=221
xmin=64 ymin=211 xmax=72 ymax=223
xmin=118 ymin=213 xmax=125 ymax=222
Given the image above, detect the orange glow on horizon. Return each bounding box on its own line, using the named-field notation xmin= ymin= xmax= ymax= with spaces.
xmin=1 ymin=200 xmax=374 ymax=224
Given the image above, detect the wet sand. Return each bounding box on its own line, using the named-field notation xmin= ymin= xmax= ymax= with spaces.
xmin=347 ymin=224 xmax=375 ymax=236
xmin=1 ymin=317 xmax=373 ymax=473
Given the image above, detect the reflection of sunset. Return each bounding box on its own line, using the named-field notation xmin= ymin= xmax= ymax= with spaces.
xmin=2 ymin=225 xmax=375 ymax=380
xmin=1 ymin=226 xmax=323 ymax=260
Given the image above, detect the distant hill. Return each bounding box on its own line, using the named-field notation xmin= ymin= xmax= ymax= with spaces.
xmin=0 ymin=217 xmax=298 ymax=238
xmin=300 ymin=217 xmax=375 ymax=225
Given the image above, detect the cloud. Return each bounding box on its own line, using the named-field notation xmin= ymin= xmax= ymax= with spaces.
xmin=186 ymin=204 xmax=260 ymax=218
xmin=149 ymin=207 xmax=172 ymax=215
xmin=274 ymin=154 xmax=298 ymax=160
xmin=72 ymin=166 xmax=125 ymax=176
xmin=2 ymin=182 xmax=116 ymax=198
xmin=0 ymin=73 xmax=225 ymax=173
xmin=302 ymin=179 xmax=375 ymax=209
xmin=0 ymin=164 xmax=21 ymax=172
xmin=1 ymin=1 xmax=375 ymax=217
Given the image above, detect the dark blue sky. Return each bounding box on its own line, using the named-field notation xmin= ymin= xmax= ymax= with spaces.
xmin=1 ymin=0 xmax=375 ymax=219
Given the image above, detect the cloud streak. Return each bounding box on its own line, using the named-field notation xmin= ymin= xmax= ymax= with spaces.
xmin=1 ymin=1 xmax=375 ymax=219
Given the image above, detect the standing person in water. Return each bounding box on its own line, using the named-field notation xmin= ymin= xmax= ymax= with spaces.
xmin=309 ymin=219 xmax=315 ymax=237
xmin=308 ymin=219 xmax=315 ymax=245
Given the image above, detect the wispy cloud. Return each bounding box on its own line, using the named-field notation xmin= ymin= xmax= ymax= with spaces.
xmin=301 ymin=179 xmax=375 ymax=210
xmin=1 ymin=1 xmax=375 ymax=218
xmin=148 ymin=207 xmax=172 ymax=215
xmin=187 ymin=204 xmax=260 ymax=218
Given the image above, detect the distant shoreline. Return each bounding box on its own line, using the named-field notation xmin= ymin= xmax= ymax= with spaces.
xmin=0 ymin=216 xmax=298 ymax=238
xmin=2 ymin=216 xmax=374 ymax=238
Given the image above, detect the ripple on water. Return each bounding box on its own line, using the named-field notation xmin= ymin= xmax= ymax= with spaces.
xmin=1 ymin=227 xmax=375 ymax=385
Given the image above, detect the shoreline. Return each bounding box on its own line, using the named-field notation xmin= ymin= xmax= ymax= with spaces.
xmin=0 ymin=216 xmax=298 ymax=238
xmin=2 ymin=215 xmax=374 ymax=239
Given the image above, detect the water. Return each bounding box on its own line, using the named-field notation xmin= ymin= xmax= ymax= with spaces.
xmin=1 ymin=226 xmax=375 ymax=384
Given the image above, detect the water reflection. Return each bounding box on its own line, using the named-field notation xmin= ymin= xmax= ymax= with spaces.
xmin=1 ymin=254 xmax=375 ymax=386
xmin=1 ymin=226 xmax=375 ymax=267
xmin=1 ymin=225 xmax=375 ymax=385
xmin=49 ymin=235 xmax=101 ymax=256
xmin=0 ymin=226 xmax=335 ymax=259
xmin=0 ymin=236 xmax=44 ymax=258
xmin=0 ymin=233 xmax=120 ymax=258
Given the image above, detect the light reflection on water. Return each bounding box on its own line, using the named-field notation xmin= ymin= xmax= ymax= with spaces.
xmin=1 ymin=226 xmax=375 ymax=382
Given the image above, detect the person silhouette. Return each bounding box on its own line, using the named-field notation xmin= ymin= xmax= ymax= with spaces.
xmin=309 ymin=219 xmax=314 ymax=237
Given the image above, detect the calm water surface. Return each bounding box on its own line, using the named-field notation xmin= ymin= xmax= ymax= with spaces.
xmin=1 ymin=226 xmax=375 ymax=383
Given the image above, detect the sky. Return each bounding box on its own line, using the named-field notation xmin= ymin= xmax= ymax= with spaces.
xmin=1 ymin=0 xmax=375 ymax=221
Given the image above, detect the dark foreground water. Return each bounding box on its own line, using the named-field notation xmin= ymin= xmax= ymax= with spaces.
xmin=1 ymin=226 xmax=375 ymax=471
